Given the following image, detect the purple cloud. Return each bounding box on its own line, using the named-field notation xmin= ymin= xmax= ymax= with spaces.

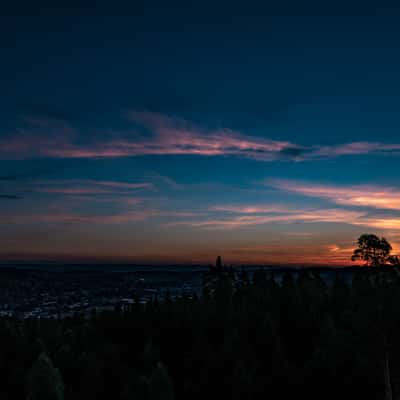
xmin=2 ymin=111 xmax=400 ymax=161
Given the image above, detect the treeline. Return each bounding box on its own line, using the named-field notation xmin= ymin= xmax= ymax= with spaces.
xmin=2 ymin=267 xmax=400 ymax=400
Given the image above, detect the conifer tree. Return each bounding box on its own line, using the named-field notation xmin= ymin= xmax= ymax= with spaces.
xmin=27 ymin=352 xmax=64 ymax=400
xmin=148 ymin=362 xmax=174 ymax=400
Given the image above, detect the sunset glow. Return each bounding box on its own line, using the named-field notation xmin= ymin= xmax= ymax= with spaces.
xmin=2 ymin=11 xmax=400 ymax=266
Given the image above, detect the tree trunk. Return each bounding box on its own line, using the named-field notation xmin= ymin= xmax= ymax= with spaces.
xmin=385 ymin=350 xmax=393 ymax=400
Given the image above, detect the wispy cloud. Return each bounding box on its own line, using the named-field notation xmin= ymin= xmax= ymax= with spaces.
xmin=3 ymin=110 xmax=400 ymax=161
xmin=170 ymin=208 xmax=366 ymax=229
xmin=0 ymin=194 xmax=21 ymax=200
xmin=267 ymin=179 xmax=400 ymax=210
xmin=327 ymin=243 xmax=356 ymax=253
xmin=0 ymin=167 xmax=59 ymax=181
xmin=314 ymin=142 xmax=400 ymax=157
xmin=0 ymin=111 xmax=301 ymax=160
xmin=170 ymin=201 xmax=400 ymax=232
xmin=210 ymin=205 xmax=295 ymax=214
xmin=353 ymin=218 xmax=400 ymax=230
xmin=0 ymin=116 xmax=74 ymax=159
xmin=150 ymin=173 xmax=185 ymax=190
xmin=34 ymin=180 xmax=153 ymax=195
xmin=2 ymin=209 xmax=198 ymax=225
xmin=86 ymin=180 xmax=153 ymax=190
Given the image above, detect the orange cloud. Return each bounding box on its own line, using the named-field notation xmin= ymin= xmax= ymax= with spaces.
xmin=209 ymin=205 xmax=294 ymax=213
xmin=353 ymin=218 xmax=400 ymax=230
xmin=171 ymin=208 xmax=366 ymax=229
xmin=268 ymin=179 xmax=400 ymax=210
xmin=171 ymin=202 xmax=400 ymax=232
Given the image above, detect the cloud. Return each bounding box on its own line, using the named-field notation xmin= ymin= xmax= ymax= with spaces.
xmin=34 ymin=180 xmax=153 ymax=195
xmin=0 ymin=176 xmax=19 ymax=181
xmin=267 ymin=179 xmax=400 ymax=210
xmin=0 ymin=110 xmax=301 ymax=160
xmin=279 ymin=146 xmax=308 ymax=158
xmin=327 ymin=243 xmax=355 ymax=254
xmin=47 ymin=113 xmax=298 ymax=160
xmin=353 ymin=218 xmax=400 ymax=230
xmin=0 ymin=167 xmax=62 ymax=201
xmin=171 ymin=201 xmax=400 ymax=232
xmin=125 ymin=111 xmax=302 ymax=160
xmin=3 ymin=110 xmax=400 ymax=161
xmin=170 ymin=208 xmax=367 ymax=229
xmin=0 ymin=194 xmax=21 ymax=200
xmin=82 ymin=180 xmax=152 ymax=190
xmin=171 ymin=211 xmax=400 ymax=231
xmin=150 ymin=173 xmax=185 ymax=190
xmin=0 ymin=167 xmax=59 ymax=181
xmin=1 ymin=208 xmax=198 ymax=225
xmin=313 ymin=142 xmax=400 ymax=157
xmin=209 ymin=205 xmax=295 ymax=213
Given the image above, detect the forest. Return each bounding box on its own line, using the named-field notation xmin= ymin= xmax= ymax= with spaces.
xmin=1 ymin=262 xmax=400 ymax=400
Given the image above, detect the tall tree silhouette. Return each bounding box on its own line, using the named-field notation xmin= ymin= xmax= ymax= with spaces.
xmin=27 ymin=353 xmax=64 ymax=400
xmin=148 ymin=362 xmax=174 ymax=400
xmin=351 ymin=234 xmax=397 ymax=266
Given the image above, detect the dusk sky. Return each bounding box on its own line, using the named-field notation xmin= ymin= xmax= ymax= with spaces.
xmin=2 ymin=4 xmax=400 ymax=265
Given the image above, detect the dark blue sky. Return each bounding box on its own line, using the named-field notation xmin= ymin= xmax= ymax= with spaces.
xmin=2 ymin=3 xmax=400 ymax=264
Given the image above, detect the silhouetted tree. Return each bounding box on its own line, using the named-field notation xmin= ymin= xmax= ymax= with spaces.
xmin=148 ymin=362 xmax=174 ymax=400
xmin=252 ymin=267 xmax=267 ymax=287
xmin=142 ymin=341 xmax=161 ymax=375
xmin=351 ymin=234 xmax=395 ymax=266
xmin=27 ymin=353 xmax=64 ymax=400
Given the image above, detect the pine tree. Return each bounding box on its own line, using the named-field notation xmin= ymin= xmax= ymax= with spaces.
xmin=148 ymin=362 xmax=174 ymax=400
xmin=27 ymin=352 xmax=64 ymax=400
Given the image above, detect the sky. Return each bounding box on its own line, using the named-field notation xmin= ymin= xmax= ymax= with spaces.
xmin=2 ymin=3 xmax=400 ymax=265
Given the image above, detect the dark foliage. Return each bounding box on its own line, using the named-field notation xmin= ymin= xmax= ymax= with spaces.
xmin=1 ymin=267 xmax=400 ymax=399
xmin=351 ymin=234 xmax=400 ymax=267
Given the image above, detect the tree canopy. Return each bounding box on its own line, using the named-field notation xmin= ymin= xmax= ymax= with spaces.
xmin=351 ymin=234 xmax=399 ymax=267
xmin=2 ymin=266 xmax=400 ymax=400
xmin=27 ymin=353 xmax=64 ymax=400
